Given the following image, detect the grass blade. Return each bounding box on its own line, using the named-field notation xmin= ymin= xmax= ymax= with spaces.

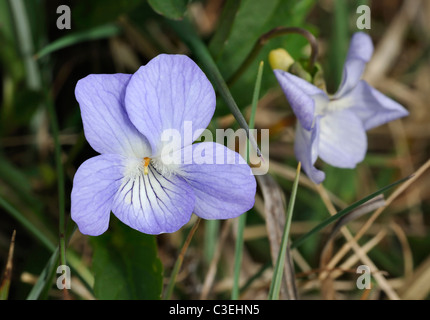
xmin=268 ymin=162 xmax=301 ymax=300
xmin=26 ymin=247 xmax=60 ymax=300
xmin=0 ymin=230 xmax=16 ymax=300
xmin=34 ymin=23 xmax=121 ymax=59
xmin=291 ymin=175 xmax=412 ymax=250
xmin=231 ymin=60 xmax=264 ymax=300
xmin=0 ymin=196 xmax=56 ymax=252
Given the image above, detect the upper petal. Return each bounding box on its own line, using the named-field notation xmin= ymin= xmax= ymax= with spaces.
xmin=177 ymin=142 xmax=256 ymax=219
xmin=75 ymin=74 xmax=151 ymax=158
xmin=334 ymin=32 xmax=374 ymax=98
xmin=111 ymin=160 xmax=195 ymax=235
xmin=341 ymin=80 xmax=409 ymax=130
xmin=318 ymin=109 xmax=367 ymax=168
xmin=294 ymin=119 xmax=325 ymax=184
xmin=274 ymin=69 xmax=328 ymax=131
xmin=71 ymin=154 xmax=126 ymax=236
xmin=125 ymin=54 xmax=216 ymax=156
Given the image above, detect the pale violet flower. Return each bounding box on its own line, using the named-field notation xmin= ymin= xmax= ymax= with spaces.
xmin=71 ymin=54 xmax=256 ymax=235
xmin=274 ymin=32 xmax=409 ymax=184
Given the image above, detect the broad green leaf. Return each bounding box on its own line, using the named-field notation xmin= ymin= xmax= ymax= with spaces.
xmin=73 ymin=0 xmax=143 ymax=28
xmin=147 ymin=0 xmax=188 ymax=20
xmin=91 ymin=218 xmax=163 ymax=300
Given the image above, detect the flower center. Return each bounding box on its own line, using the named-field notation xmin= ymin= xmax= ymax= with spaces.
xmin=143 ymin=157 xmax=151 ymax=175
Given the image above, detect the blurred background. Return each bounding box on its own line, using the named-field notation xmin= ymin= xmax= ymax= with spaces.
xmin=0 ymin=0 xmax=429 ymax=300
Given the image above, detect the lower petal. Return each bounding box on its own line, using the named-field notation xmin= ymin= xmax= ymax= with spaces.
xmin=294 ymin=120 xmax=325 ymax=184
xmin=111 ymin=164 xmax=195 ymax=234
xmin=178 ymin=142 xmax=256 ymax=219
xmin=71 ymin=154 xmax=126 ymax=236
xmin=319 ymin=110 xmax=367 ymax=168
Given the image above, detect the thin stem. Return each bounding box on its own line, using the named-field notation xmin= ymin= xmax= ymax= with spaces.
xmin=163 ymin=218 xmax=201 ymax=300
xmin=45 ymin=90 xmax=67 ymax=268
xmin=231 ymin=61 xmax=264 ymax=300
xmin=228 ymin=26 xmax=319 ymax=86
xmin=268 ymin=162 xmax=301 ymax=300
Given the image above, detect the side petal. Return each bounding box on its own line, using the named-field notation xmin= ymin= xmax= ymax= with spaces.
xmin=342 ymin=80 xmax=409 ymax=130
xmin=71 ymin=154 xmax=126 ymax=236
xmin=75 ymin=74 xmax=151 ymax=158
xmin=274 ymin=69 xmax=327 ymax=130
xmin=125 ymin=54 xmax=216 ymax=156
xmin=318 ymin=110 xmax=367 ymax=168
xmin=294 ymin=120 xmax=325 ymax=184
xmin=111 ymin=163 xmax=195 ymax=235
xmin=334 ymin=32 xmax=374 ymax=98
xmin=178 ymin=142 xmax=256 ymax=219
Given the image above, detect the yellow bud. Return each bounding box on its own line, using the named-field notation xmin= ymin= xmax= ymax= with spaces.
xmin=268 ymin=48 xmax=294 ymax=71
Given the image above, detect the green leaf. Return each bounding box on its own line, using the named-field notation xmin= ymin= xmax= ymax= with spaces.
xmin=91 ymin=218 xmax=163 ymax=300
xmin=213 ymin=0 xmax=316 ymax=115
xmin=73 ymin=0 xmax=143 ymax=28
xmin=147 ymin=0 xmax=188 ymax=20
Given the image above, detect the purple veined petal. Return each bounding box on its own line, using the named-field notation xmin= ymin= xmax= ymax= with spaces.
xmin=318 ymin=109 xmax=367 ymax=168
xmin=111 ymin=160 xmax=195 ymax=235
xmin=75 ymin=74 xmax=152 ymax=158
xmin=125 ymin=54 xmax=216 ymax=156
xmin=343 ymin=80 xmax=409 ymax=130
xmin=274 ymin=69 xmax=327 ymax=131
xmin=333 ymin=32 xmax=374 ymax=99
xmin=71 ymin=154 xmax=126 ymax=236
xmin=294 ymin=119 xmax=325 ymax=184
xmin=177 ymin=142 xmax=256 ymax=219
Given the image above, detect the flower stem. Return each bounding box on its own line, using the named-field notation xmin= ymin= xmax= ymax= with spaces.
xmin=163 ymin=218 xmax=201 ymax=300
xmin=231 ymin=61 xmax=264 ymax=300
xmin=268 ymin=162 xmax=301 ymax=300
xmin=228 ymin=26 xmax=319 ymax=86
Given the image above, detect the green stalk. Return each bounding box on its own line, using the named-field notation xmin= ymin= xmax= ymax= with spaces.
xmin=231 ymin=61 xmax=264 ymax=300
xmin=267 ymin=163 xmax=301 ymax=300
xmin=291 ymin=175 xmax=412 ymax=250
xmin=163 ymin=218 xmax=201 ymax=300
xmin=203 ymin=220 xmax=219 ymax=265
xmin=45 ymin=91 xmax=67 ymax=268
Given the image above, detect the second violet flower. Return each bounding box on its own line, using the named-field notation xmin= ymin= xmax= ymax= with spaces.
xmin=274 ymin=32 xmax=409 ymax=184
